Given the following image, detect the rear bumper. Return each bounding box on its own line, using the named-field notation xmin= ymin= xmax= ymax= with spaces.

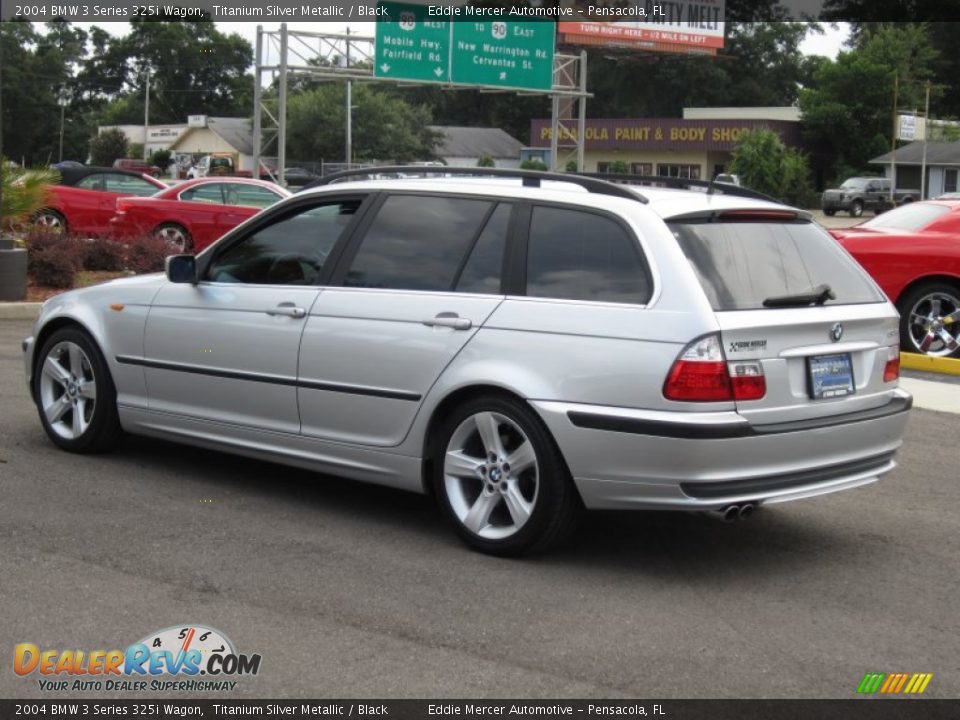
xmin=533 ymin=390 xmax=911 ymax=511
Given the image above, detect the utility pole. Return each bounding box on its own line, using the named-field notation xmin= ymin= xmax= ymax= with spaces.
xmin=921 ymin=80 xmax=930 ymax=200
xmin=58 ymin=90 xmax=67 ymax=163
xmin=345 ymin=27 xmax=352 ymax=166
xmin=890 ymin=71 xmax=898 ymax=204
xmin=143 ymin=67 xmax=150 ymax=161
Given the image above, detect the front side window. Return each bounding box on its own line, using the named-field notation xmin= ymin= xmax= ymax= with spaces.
xmin=75 ymin=174 xmax=106 ymax=191
xmin=180 ymin=184 xmax=225 ymax=204
xmin=103 ymin=173 xmax=160 ymax=196
xmin=526 ymin=206 xmax=651 ymax=304
xmin=344 ymin=195 xmax=494 ymax=291
xmin=207 ymin=200 xmax=361 ymax=285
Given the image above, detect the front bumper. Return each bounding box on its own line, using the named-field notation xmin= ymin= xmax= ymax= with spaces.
xmin=533 ymin=391 xmax=912 ymax=511
xmin=821 ymin=197 xmax=849 ymax=212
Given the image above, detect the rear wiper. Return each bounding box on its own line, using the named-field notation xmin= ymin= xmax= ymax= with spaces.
xmin=763 ymin=284 xmax=836 ymax=308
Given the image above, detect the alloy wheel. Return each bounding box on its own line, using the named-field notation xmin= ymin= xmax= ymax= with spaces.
xmin=38 ymin=341 xmax=97 ymax=440
xmin=443 ymin=411 xmax=540 ymax=541
xmin=907 ymin=291 xmax=960 ymax=356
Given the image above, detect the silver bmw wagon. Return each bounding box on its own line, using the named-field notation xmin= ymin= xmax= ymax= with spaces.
xmin=23 ymin=169 xmax=911 ymax=555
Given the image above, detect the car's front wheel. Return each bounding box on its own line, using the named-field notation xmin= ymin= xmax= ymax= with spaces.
xmin=850 ymin=200 xmax=864 ymax=217
xmin=34 ymin=327 xmax=122 ymax=452
xmin=433 ymin=396 xmax=580 ymax=556
xmin=898 ymin=282 xmax=960 ymax=358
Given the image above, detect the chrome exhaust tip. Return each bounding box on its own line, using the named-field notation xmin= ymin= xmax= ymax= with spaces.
xmin=705 ymin=505 xmax=740 ymax=523
xmin=738 ymin=503 xmax=754 ymax=521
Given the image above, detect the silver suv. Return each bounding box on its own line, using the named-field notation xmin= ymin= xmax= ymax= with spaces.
xmin=23 ymin=168 xmax=911 ymax=555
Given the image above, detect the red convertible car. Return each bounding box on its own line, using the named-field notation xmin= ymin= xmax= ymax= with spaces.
xmin=36 ymin=166 xmax=166 ymax=237
xmin=109 ymin=177 xmax=290 ymax=252
xmin=830 ymin=200 xmax=960 ymax=357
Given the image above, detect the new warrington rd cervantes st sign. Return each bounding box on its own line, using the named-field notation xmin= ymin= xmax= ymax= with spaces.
xmin=374 ymin=2 xmax=555 ymax=91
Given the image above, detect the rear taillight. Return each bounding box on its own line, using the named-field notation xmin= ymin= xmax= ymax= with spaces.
xmin=115 ymin=198 xmax=132 ymax=215
xmin=883 ymin=345 xmax=900 ymax=383
xmin=664 ymin=335 xmax=766 ymax=402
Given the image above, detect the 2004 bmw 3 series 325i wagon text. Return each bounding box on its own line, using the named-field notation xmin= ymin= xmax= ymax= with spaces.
xmin=23 ymin=168 xmax=912 ymax=555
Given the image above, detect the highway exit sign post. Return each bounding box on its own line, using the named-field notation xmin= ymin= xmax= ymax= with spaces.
xmin=374 ymin=2 xmax=555 ymax=92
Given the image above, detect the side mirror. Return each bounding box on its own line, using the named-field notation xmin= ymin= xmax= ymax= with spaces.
xmin=166 ymin=254 xmax=197 ymax=284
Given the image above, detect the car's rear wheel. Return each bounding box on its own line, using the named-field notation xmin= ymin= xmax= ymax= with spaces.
xmin=153 ymin=223 xmax=192 ymax=253
xmin=34 ymin=327 xmax=122 ymax=453
xmin=850 ymin=200 xmax=864 ymax=217
xmin=823 ymin=209 xmax=836 ymax=217
xmin=433 ymin=396 xmax=580 ymax=556
xmin=34 ymin=209 xmax=67 ymax=235
xmin=898 ymin=282 xmax=960 ymax=358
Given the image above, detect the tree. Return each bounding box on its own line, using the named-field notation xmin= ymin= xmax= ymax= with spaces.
xmin=799 ymin=24 xmax=937 ymax=179
xmin=728 ymin=129 xmax=813 ymax=206
xmin=286 ymin=84 xmax=438 ymax=163
xmin=1 ymin=161 xmax=58 ymax=231
xmin=89 ymin=129 xmax=129 ymax=166
xmin=149 ymin=149 xmax=173 ymax=172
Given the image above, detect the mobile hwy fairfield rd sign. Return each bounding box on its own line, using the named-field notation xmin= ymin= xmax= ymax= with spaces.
xmin=374 ymin=2 xmax=555 ymax=91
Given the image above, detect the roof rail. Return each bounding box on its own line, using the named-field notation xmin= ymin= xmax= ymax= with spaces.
xmin=301 ymin=165 xmax=649 ymax=204
xmin=579 ymin=172 xmax=780 ymax=203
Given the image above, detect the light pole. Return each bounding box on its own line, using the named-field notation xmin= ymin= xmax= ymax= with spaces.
xmin=143 ymin=67 xmax=151 ymax=161
xmin=58 ymin=90 xmax=67 ymax=162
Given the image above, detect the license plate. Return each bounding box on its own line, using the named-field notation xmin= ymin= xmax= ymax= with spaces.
xmin=808 ymin=353 xmax=855 ymax=399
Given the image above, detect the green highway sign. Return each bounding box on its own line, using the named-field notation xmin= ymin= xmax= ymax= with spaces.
xmin=450 ymin=21 xmax=555 ymax=91
xmin=374 ymin=4 xmax=555 ymax=92
xmin=374 ymin=3 xmax=450 ymax=83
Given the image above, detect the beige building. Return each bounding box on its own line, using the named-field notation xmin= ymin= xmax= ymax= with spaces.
xmin=528 ymin=107 xmax=803 ymax=179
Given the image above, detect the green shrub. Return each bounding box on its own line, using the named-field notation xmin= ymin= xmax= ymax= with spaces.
xmin=476 ymin=154 xmax=495 ymax=168
xmin=520 ymin=159 xmax=548 ymax=171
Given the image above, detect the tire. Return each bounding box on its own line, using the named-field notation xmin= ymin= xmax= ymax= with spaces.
xmin=153 ymin=223 xmax=193 ymax=253
xmin=897 ymin=282 xmax=960 ymax=358
xmin=34 ymin=209 xmax=67 ymax=235
xmin=432 ymin=395 xmax=581 ymax=556
xmin=33 ymin=327 xmax=123 ymax=453
xmin=850 ymin=200 xmax=864 ymax=218
xmin=823 ymin=210 xmax=836 ymax=217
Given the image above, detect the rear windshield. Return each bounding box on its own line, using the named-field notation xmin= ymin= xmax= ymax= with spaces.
xmin=862 ymin=202 xmax=950 ymax=231
xmin=669 ymin=220 xmax=885 ymax=311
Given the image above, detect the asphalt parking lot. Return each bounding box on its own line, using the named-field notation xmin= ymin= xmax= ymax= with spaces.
xmin=1 ymin=317 xmax=958 ymax=700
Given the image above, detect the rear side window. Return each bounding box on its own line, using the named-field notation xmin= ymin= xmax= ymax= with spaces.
xmin=344 ymin=195 xmax=494 ymax=291
xmin=526 ymin=206 xmax=651 ymax=304
xmin=670 ymin=220 xmax=884 ymax=311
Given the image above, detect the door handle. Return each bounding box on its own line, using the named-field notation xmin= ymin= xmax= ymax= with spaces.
xmin=422 ymin=312 xmax=472 ymax=330
xmin=267 ymin=302 xmax=306 ymax=319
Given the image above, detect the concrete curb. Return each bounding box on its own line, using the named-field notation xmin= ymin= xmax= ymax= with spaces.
xmin=0 ymin=303 xmax=41 ymax=321
xmin=900 ymin=352 xmax=960 ymax=377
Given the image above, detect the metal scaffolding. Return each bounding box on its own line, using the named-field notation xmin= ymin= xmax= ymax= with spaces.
xmin=253 ymin=24 xmax=590 ymax=184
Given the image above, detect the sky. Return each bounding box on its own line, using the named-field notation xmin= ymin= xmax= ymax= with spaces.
xmin=69 ymin=20 xmax=851 ymax=61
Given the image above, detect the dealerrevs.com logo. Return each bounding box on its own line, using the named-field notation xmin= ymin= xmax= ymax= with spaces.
xmin=14 ymin=625 xmax=261 ymax=692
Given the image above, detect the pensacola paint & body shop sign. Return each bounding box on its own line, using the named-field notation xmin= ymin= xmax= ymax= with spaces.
xmin=530 ymin=118 xmax=800 ymax=152
xmin=558 ymin=0 xmax=725 ymax=52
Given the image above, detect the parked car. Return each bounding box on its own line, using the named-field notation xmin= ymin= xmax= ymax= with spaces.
xmin=281 ymin=167 xmax=320 ymax=187
xmin=821 ymin=177 xmax=919 ymax=217
xmin=22 ymin=168 xmax=910 ymax=555
xmin=35 ymin=166 xmax=166 ymax=237
xmin=113 ymin=158 xmax=162 ymax=178
xmin=713 ymin=173 xmax=741 ymax=186
xmin=109 ymin=178 xmax=290 ymax=252
xmin=829 ymin=199 xmax=960 ymax=357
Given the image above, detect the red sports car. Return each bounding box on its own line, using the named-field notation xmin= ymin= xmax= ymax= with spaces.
xmin=830 ymin=200 xmax=960 ymax=357
xmin=109 ymin=177 xmax=290 ymax=253
xmin=36 ymin=166 xmax=166 ymax=237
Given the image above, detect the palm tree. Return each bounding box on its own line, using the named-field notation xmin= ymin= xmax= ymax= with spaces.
xmin=1 ymin=160 xmax=58 ymax=235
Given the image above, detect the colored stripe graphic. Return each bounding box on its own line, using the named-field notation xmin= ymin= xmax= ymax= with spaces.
xmin=857 ymin=672 xmax=932 ymax=694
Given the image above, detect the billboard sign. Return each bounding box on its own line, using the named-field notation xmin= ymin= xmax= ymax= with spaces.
xmin=558 ymin=1 xmax=725 ymax=53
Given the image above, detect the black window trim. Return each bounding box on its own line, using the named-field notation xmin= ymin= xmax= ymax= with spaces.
xmin=196 ymin=191 xmax=378 ymax=287
xmin=516 ymin=200 xmax=655 ymax=306
xmin=327 ymin=190 xmax=522 ymax=295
